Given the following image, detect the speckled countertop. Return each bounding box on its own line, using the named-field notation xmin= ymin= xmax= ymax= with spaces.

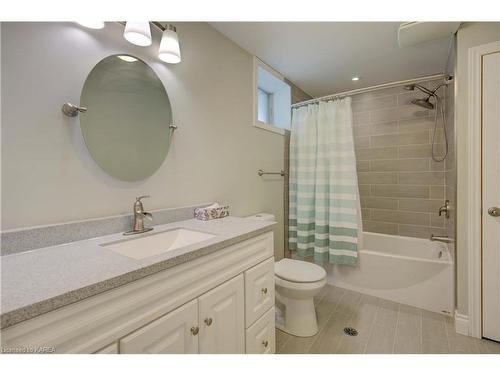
xmin=0 ymin=217 xmax=275 ymax=329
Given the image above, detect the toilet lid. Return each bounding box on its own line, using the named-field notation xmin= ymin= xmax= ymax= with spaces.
xmin=275 ymin=258 xmax=326 ymax=283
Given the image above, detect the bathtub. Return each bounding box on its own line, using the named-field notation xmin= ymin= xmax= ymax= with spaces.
xmin=327 ymin=232 xmax=454 ymax=315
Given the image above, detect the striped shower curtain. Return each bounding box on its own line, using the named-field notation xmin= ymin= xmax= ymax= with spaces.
xmin=289 ymin=98 xmax=361 ymax=266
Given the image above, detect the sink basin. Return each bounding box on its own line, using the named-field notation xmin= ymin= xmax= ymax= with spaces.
xmin=100 ymin=228 xmax=216 ymax=260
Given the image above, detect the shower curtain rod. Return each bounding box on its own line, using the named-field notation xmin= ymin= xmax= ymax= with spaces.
xmin=291 ymin=73 xmax=449 ymax=108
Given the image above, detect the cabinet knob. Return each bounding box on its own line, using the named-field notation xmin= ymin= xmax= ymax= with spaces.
xmin=204 ymin=317 xmax=213 ymax=326
xmin=261 ymin=287 xmax=268 ymax=295
xmin=488 ymin=207 xmax=500 ymax=217
xmin=190 ymin=326 xmax=199 ymax=335
xmin=262 ymin=340 xmax=269 ymax=348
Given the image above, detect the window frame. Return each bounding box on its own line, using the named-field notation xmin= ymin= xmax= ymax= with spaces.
xmin=252 ymin=57 xmax=290 ymax=136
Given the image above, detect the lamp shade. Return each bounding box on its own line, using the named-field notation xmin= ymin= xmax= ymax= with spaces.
xmin=124 ymin=21 xmax=152 ymax=47
xmin=158 ymin=26 xmax=181 ymax=64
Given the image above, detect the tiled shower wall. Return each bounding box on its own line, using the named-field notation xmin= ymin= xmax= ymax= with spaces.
xmin=445 ymin=79 xmax=456 ymax=248
xmin=352 ymin=80 xmax=451 ymax=239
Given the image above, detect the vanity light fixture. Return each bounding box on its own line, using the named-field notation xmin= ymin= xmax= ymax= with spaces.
xmin=158 ymin=25 xmax=182 ymax=64
xmin=77 ymin=21 xmax=105 ymax=29
xmin=123 ymin=21 xmax=152 ymax=47
xmin=352 ymin=76 xmax=360 ymax=81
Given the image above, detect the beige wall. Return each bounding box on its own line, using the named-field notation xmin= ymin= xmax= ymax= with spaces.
xmin=1 ymin=22 xmax=285 ymax=257
xmin=455 ymin=22 xmax=500 ymax=315
xmin=351 ymin=80 xmax=449 ymax=239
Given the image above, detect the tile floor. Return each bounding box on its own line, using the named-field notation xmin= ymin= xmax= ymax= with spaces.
xmin=276 ymin=285 xmax=500 ymax=354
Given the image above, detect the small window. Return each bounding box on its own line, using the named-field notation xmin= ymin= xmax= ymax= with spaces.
xmin=257 ymin=88 xmax=272 ymax=123
xmin=254 ymin=58 xmax=291 ymax=135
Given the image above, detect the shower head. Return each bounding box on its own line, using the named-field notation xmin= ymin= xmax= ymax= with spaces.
xmin=404 ymin=83 xmax=435 ymax=96
xmin=411 ymin=97 xmax=434 ymax=109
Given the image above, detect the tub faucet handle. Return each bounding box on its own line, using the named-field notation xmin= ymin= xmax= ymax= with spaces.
xmin=438 ymin=200 xmax=450 ymax=219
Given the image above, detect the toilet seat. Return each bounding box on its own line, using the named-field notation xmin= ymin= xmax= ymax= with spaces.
xmin=275 ymin=258 xmax=326 ymax=283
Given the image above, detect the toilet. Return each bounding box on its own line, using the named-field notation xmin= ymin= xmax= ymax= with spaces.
xmin=246 ymin=213 xmax=327 ymax=337
xmin=275 ymin=258 xmax=327 ymax=337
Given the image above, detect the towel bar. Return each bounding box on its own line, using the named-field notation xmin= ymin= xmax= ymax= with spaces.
xmin=258 ymin=169 xmax=287 ymax=177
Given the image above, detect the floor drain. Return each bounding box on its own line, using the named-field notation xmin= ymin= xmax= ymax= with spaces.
xmin=343 ymin=327 xmax=358 ymax=336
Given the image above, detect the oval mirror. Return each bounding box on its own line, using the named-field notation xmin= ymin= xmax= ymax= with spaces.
xmin=80 ymin=54 xmax=172 ymax=181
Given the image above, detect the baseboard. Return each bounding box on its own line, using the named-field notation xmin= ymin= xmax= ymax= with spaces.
xmin=454 ymin=310 xmax=469 ymax=336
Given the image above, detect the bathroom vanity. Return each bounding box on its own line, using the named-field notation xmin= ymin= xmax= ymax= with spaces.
xmin=0 ymin=217 xmax=276 ymax=354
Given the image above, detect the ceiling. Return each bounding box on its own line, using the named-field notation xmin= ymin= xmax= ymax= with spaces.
xmin=210 ymin=22 xmax=453 ymax=97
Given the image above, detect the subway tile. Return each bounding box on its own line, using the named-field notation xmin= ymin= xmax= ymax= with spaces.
xmin=358 ymin=172 xmax=398 ymax=184
xmin=361 ymin=208 xmax=371 ymax=220
xmin=398 ymin=172 xmax=444 ymax=185
xmin=361 ymin=196 xmax=398 ymax=210
xmin=353 ymin=111 xmax=370 ymax=126
xmin=355 ymin=146 xmax=398 ymax=160
xmin=354 ymin=136 xmax=370 ymax=149
xmin=371 ymin=209 xmax=429 ymax=226
xmin=430 ymin=186 xmax=445 ymax=199
xmin=356 ymin=160 xmax=370 ymax=172
xmin=398 ymin=199 xmax=444 ymax=213
xmin=431 ymin=214 xmax=445 ymax=228
xmin=398 ymin=117 xmax=435 ymax=133
xmin=370 ymin=105 xmax=430 ymax=124
xmin=352 ymin=95 xmax=397 ymax=112
xmin=371 ymin=184 xmax=429 ymax=198
xmin=353 ymin=121 xmax=398 ymax=137
xmin=398 ymin=144 xmax=433 ymax=158
xmin=371 ymin=159 xmax=429 ymax=172
xmin=362 ymin=220 xmax=398 ymax=235
xmin=358 ymin=184 xmax=370 ymax=196
xmin=371 ymin=131 xmax=429 ymax=147
xmin=398 ymin=225 xmax=444 ymax=239
xmin=352 ymin=86 xmax=407 ymax=101
xmin=430 ymin=159 xmax=445 ymax=171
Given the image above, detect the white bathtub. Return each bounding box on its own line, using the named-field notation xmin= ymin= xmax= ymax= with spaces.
xmin=327 ymin=232 xmax=454 ymax=315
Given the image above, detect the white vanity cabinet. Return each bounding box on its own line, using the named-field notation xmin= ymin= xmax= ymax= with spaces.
xmin=198 ymin=275 xmax=245 ymax=354
xmin=120 ymin=299 xmax=199 ymax=354
xmin=1 ymin=231 xmax=276 ymax=354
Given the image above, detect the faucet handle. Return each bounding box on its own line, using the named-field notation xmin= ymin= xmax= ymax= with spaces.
xmin=136 ymin=195 xmax=150 ymax=202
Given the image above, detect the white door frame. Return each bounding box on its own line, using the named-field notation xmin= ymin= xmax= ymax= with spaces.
xmin=467 ymin=40 xmax=500 ymax=338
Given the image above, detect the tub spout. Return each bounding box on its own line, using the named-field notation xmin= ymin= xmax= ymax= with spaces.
xmin=430 ymin=234 xmax=454 ymax=243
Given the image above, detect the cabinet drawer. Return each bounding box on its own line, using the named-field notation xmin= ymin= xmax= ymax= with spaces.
xmin=244 ymin=257 xmax=275 ymax=327
xmin=120 ymin=299 xmax=198 ymax=354
xmin=245 ymin=307 xmax=275 ymax=354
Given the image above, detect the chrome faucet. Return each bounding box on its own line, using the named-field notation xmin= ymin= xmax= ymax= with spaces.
xmin=124 ymin=195 xmax=153 ymax=235
xmin=438 ymin=200 xmax=450 ymax=219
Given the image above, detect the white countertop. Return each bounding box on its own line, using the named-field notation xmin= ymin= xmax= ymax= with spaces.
xmin=0 ymin=216 xmax=275 ymax=328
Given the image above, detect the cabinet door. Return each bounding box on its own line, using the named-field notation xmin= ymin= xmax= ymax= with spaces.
xmin=245 ymin=307 xmax=275 ymax=354
xmin=199 ymin=275 xmax=245 ymax=354
xmin=120 ymin=299 xmax=199 ymax=354
xmin=244 ymin=258 xmax=275 ymax=327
